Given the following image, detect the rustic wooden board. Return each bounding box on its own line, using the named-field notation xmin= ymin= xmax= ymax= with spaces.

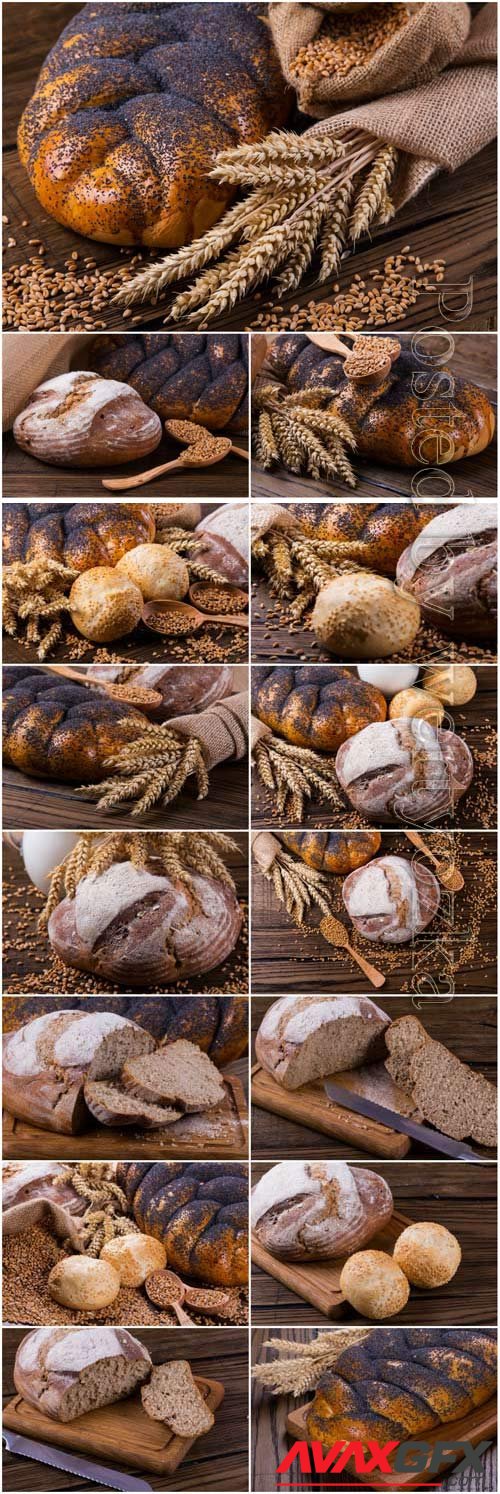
xmin=3 ymin=1376 xmax=225 ymax=1476
xmin=3 ymin=756 xmax=249 ymax=832
xmin=286 ymin=1397 xmax=498 ymax=1491
xmin=2 ymin=1074 xmax=248 ymax=1162
xmin=251 ymin=1063 xmax=410 ymax=1158
xmin=251 ymin=1209 xmax=414 ymax=1320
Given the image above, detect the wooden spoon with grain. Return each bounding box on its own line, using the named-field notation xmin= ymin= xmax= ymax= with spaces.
xmin=101 ymin=437 xmax=233 ymax=491
xmin=145 ymin=1269 xmax=194 ymax=1324
xmin=143 ymin=598 xmax=249 ymax=634
xmin=405 ymin=830 xmax=464 ymax=891
xmin=43 ymin=664 xmax=162 ymax=710
xmin=319 ymin=914 xmax=386 ymax=989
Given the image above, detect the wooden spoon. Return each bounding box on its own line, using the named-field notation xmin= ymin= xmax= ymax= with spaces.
xmin=143 ymin=598 xmax=249 ymax=635
xmin=189 ymin=581 xmax=249 ymax=613
xmin=101 ymin=439 xmax=233 ymax=492
xmin=43 ymin=663 xmax=162 ymax=710
xmin=146 ymin=1269 xmax=194 ymax=1325
xmin=319 ymin=914 xmax=386 ymax=989
xmin=405 ymin=830 xmax=464 ymax=891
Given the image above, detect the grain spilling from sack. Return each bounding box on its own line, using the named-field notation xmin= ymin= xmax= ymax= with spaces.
xmin=291 ymin=5 xmax=410 ymax=84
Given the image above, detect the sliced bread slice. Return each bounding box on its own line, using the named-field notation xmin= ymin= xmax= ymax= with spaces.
xmin=84 ymin=1078 xmax=181 ymax=1130
xmin=384 ymin=1015 xmax=429 ymax=1092
xmin=385 ymin=1016 xmax=497 ymax=1148
xmin=141 ymin=1360 xmax=215 ymax=1435
xmin=122 ymin=1039 xmax=225 ymax=1112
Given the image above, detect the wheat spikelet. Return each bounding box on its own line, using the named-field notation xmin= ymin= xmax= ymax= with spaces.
xmin=167 ymin=252 xmax=241 ymax=323
xmin=319 ymin=180 xmax=354 ymax=281
xmin=289 ymin=406 xmax=357 ymax=449
xmin=270 ymin=409 xmax=304 ymax=473
xmin=272 ymin=202 xmax=326 ymax=295
xmin=256 ymin=410 xmax=280 ymax=468
xmin=254 ymin=736 xmax=341 ymax=820
xmin=116 ymin=192 xmax=268 ymax=305
xmin=212 ymin=131 xmax=345 ymax=178
xmin=350 ymin=144 xmax=398 ymax=240
xmin=375 ymin=185 xmax=396 ymax=226
xmin=283 ymin=386 xmax=339 ymax=410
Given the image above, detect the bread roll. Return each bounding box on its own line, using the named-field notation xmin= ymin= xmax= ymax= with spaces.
xmin=388 ymin=687 xmax=444 ymax=726
xmin=393 ymin=1222 xmax=461 ymax=1288
xmin=13 ymin=372 xmax=162 ymax=467
xmin=115 ymin=545 xmax=189 ymax=601
xmin=101 ymin=1233 xmax=166 ymax=1286
xmin=311 ymin=574 xmax=421 ymax=659
xmin=48 ymin=1257 xmax=120 ymax=1310
xmin=339 ymin=1250 xmax=410 ymax=1319
xmin=69 ymin=568 xmax=143 ymax=642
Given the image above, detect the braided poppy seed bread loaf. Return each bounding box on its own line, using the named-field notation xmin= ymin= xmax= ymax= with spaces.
xmin=307 ymin=1329 xmax=497 ymax=1447
xmin=3 ymin=669 xmax=147 ymax=783
xmin=265 ymin=338 xmax=494 ymax=467
xmin=280 ymin=831 xmax=381 ymax=875
xmin=251 ymin=666 xmax=386 ymax=752
xmin=90 ymin=335 xmax=249 ymax=432
xmin=14 ymin=1327 xmax=152 ymax=1422
xmin=3 ymin=503 xmax=154 ymax=571
xmin=285 ymin=502 xmax=443 ymax=576
xmin=256 ymin=996 xmax=389 ymax=1091
xmin=2 ymin=1008 xmax=155 ymax=1134
xmin=47 ymin=861 xmax=243 ymax=989
xmin=18 ymin=4 xmax=289 ymax=248
xmin=116 ymin=1162 xmax=248 ymax=1285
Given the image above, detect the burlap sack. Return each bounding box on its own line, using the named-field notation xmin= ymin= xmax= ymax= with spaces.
xmin=2 ymin=331 xmax=94 ymax=429
xmin=4 ymin=1196 xmax=85 ymax=1250
xmin=171 ymin=691 xmax=248 ymax=770
xmin=270 ymin=2 xmax=470 ymax=109
xmin=307 ymin=4 xmax=497 ymax=208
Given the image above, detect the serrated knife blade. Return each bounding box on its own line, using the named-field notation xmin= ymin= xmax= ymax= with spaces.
xmin=323 ymin=1079 xmax=483 ymax=1160
xmin=2 ymin=1431 xmax=153 ymax=1490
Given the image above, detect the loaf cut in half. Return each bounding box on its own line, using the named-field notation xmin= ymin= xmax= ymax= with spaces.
xmin=255 ymin=995 xmax=389 ymax=1091
xmin=141 ymin=1360 xmax=215 ymax=1434
xmin=2 ymin=1009 xmax=155 ymax=1135
xmin=122 ymin=1039 xmax=225 ymax=1111
xmin=84 ymin=1078 xmax=181 ymax=1130
xmin=14 ymin=1326 xmax=152 ymax=1423
xmin=306 ymin=1328 xmax=497 ymax=1446
xmin=335 ymin=717 xmax=473 ymax=825
xmin=251 ymin=1161 xmax=393 ymax=1261
xmin=343 ymin=856 xmax=440 ymax=945
xmin=385 ymin=1016 xmax=497 ymax=1147
xmin=18 ymin=4 xmax=289 ymax=248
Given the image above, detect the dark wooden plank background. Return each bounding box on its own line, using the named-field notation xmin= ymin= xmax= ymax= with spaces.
xmin=2 ymin=757 xmax=249 ymax=831
xmin=2 ymin=502 xmax=249 ymax=666
xmin=251 ymin=1327 xmax=497 ymax=1493
xmin=2 ymin=834 xmax=249 ymax=996
xmin=3 ymin=6 xmax=496 ymax=334
xmin=3 ymin=1327 xmax=249 ymax=1492
xmin=251 ymin=663 xmax=497 ymax=831
xmin=3 ymin=430 xmax=249 ymax=502
xmin=251 ymin=994 xmax=497 ymax=1160
xmin=251 ymin=1160 xmax=497 ymax=1325
xmin=251 ymin=830 xmax=497 ymax=996
xmin=251 ymin=335 xmax=497 ymax=501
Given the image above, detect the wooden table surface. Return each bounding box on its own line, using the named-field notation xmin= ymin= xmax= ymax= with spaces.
xmin=3 ymin=430 xmax=249 ymax=502
xmin=251 ymin=663 xmax=497 ymax=831
xmin=3 ymin=501 xmax=249 ymax=667
xmin=251 ymin=335 xmax=498 ymax=502
xmin=3 ymin=756 xmax=249 ymax=831
xmin=251 ymin=1328 xmax=497 ymax=1493
xmin=3 ymin=1327 xmax=249 ymax=1492
xmin=2 ymin=835 xmax=249 ymax=996
xmin=251 ymin=1160 xmax=497 ymax=1326
xmin=251 ymin=830 xmax=497 ymax=996
xmin=3 ymin=6 xmax=496 ymax=335
xmin=251 ymin=994 xmax=497 ymax=1161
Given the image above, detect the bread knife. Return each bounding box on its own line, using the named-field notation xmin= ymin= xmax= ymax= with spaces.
xmin=323 ymin=1080 xmax=484 ymax=1160
xmin=2 ymin=1431 xmax=153 ymax=1491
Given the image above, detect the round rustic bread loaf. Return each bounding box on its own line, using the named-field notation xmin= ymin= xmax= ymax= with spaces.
xmin=396 ymin=504 xmax=497 ymax=641
xmin=255 ymin=995 xmax=389 ymax=1092
xmin=90 ymin=335 xmax=249 ymax=432
xmin=13 ymin=373 xmax=162 ymax=467
xmin=3 ymin=503 xmax=155 ymax=571
xmin=251 ymin=666 xmax=386 ymax=751
xmin=116 ymin=1162 xmax=248 ymax=1286
xmin=335 ymin=717 xmax=473 ymax=823
xmin=251 ymin=1161 xmax=393 ymax=1262
xmin=48 ymin=1257 xmax=121 ymax=1311
xmin=2 ymin=1008 xmax=156 ymax=1134
xmin=18 ymin=4 xmax=289 ymax=248
xmin=69 ymin=569 xmax=143 ymax=643
xmin=3 ymin=669 xmax=147 ymax=783
xmin=339 ymin=1250 xmax=410 ymax=1319
xmin=343 ymin=856 xmax=440 ymax=945
xmin=393 ymin=1222 xmax=462 ymax=1288
xmin=281 ymin=831 xmax=381 ymax=875
xmin=14 ymin=1326 xmax=152 ymax=1422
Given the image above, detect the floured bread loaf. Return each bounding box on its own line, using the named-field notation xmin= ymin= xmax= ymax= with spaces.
xmin=335 ymin=718 xmax=473 ymax=824
xmin=14 ymin=1327 xmax=151 ymax=1422
xmin=251 ymin=1161 xmax=393 ymax=1261
xmin=86 ymin=664 xmax=234 ymax=721
xmin=396 ymin=504 xmax=497 ymax=641
xmin=343 ymin=856 xmax=440 ymax=945
xmin=255 ymin=995 xmax=389 ymax=1091
xmin=2 ymin=1009 xmax=155 ymax=1134
xmin=47 ymin=861 xmax=243 ymax=989
xmin=13 ymin=372 xmax=162 ymax=467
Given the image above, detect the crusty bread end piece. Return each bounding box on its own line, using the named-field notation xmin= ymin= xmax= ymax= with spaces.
xmin=141 ymin=1360 xmax=214 ymax=1435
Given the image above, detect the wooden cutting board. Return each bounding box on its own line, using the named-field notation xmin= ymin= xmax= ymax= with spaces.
xmin=3 ymin=1076 xmax=248 ymax=1161
xmin=3 ymin=1377 xmax=225 ymax=1475
xmin=251 ymin=1063 xmax=411 ymax=1158
xmin=286 ymin=1396 xmax=497 ymax=1489
xmin=252 ymin=1210 xmax=413 ymax=1319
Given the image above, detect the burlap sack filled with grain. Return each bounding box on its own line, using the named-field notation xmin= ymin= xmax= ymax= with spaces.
xmin=307 ymin=3 xmax=497 ymax=208
xmin=269 ymin=2 xmax=470 ymax=109
xmin=170 ymin=692 xmax=248 ymax=770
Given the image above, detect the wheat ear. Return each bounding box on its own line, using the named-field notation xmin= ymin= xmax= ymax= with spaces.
xmin=350 ymin=144 xmax=398 ymax=240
